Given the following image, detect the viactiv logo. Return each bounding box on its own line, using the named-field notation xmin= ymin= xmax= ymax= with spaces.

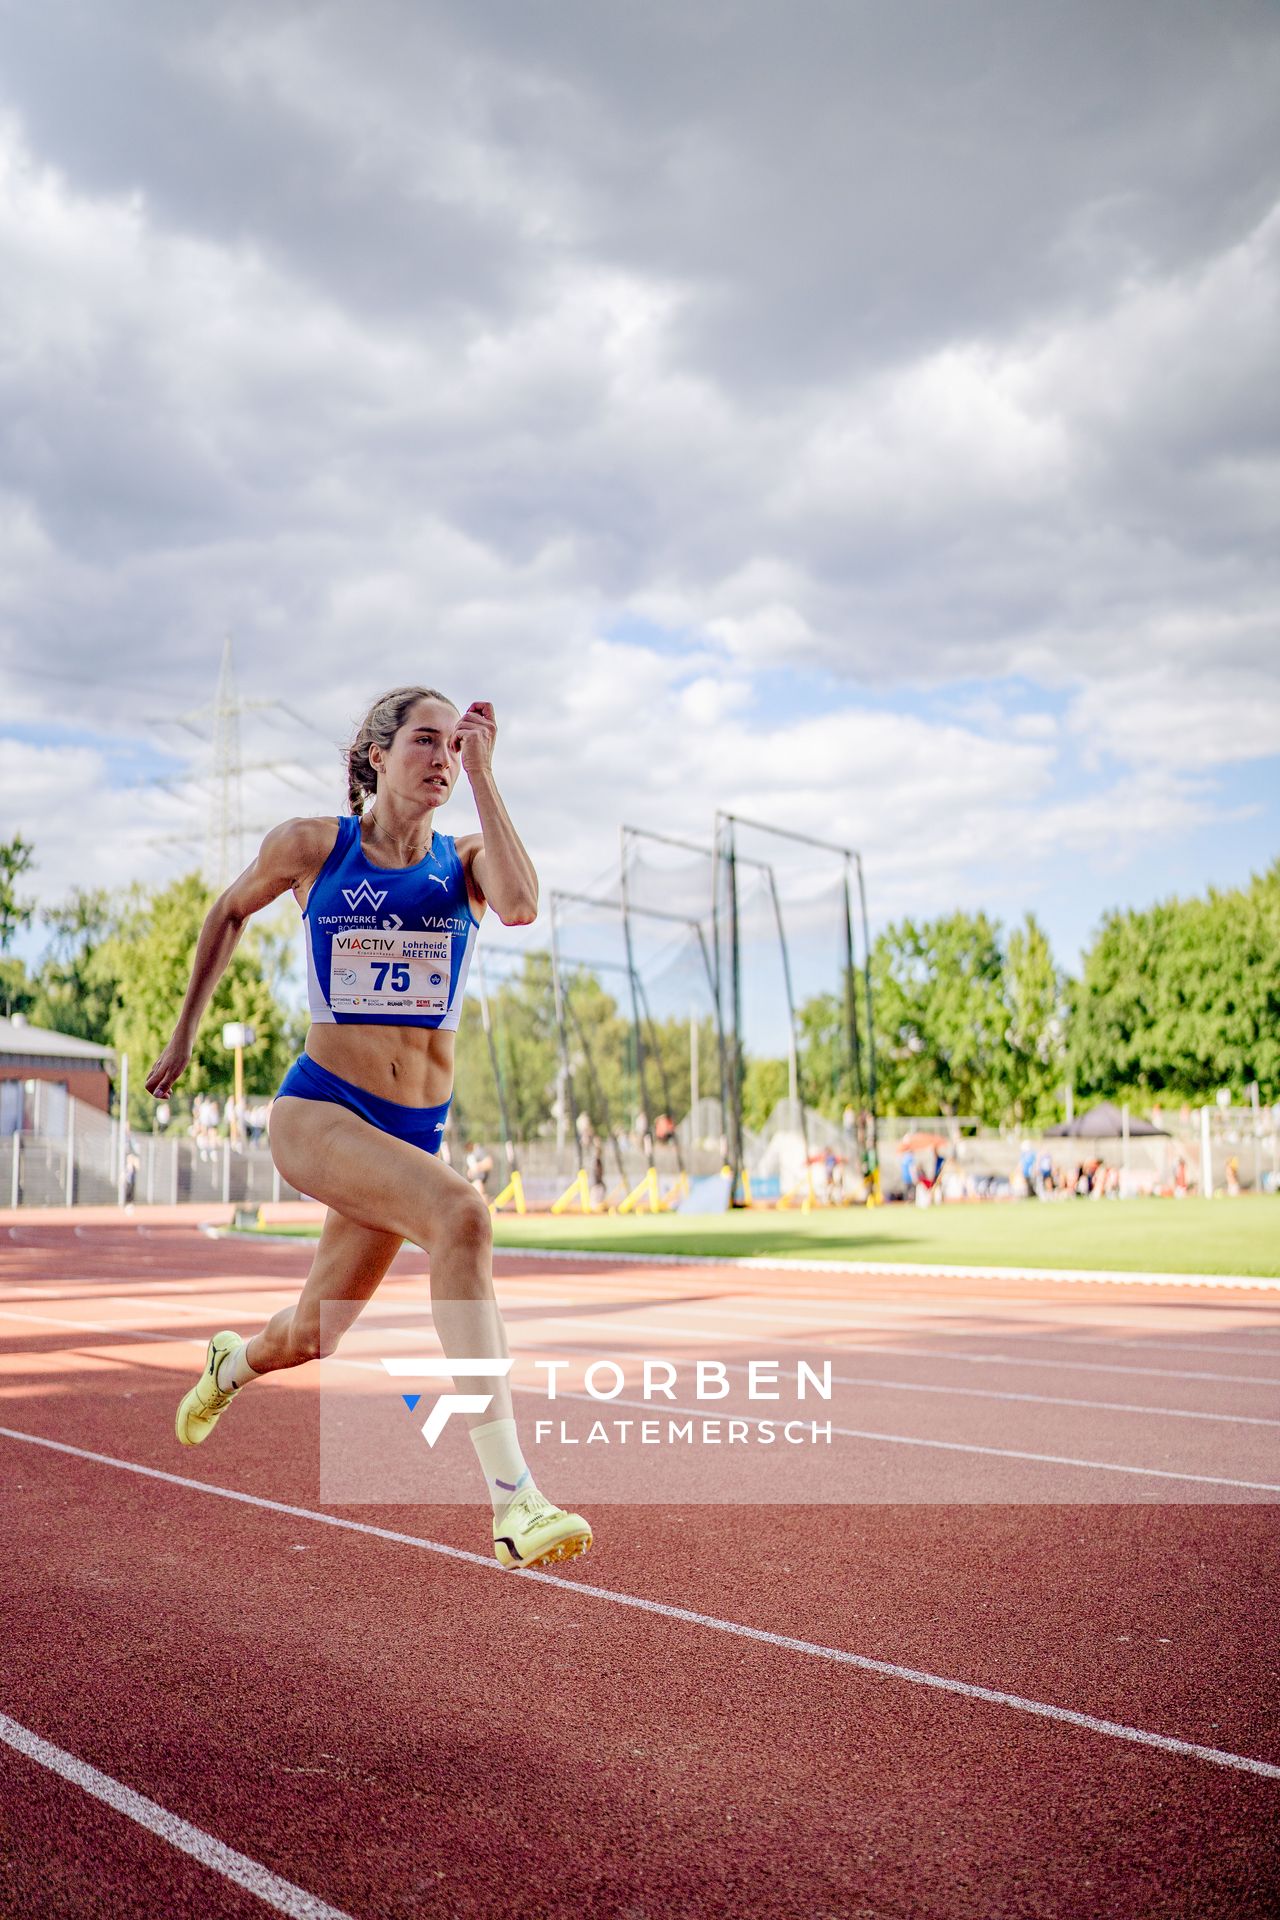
xmin=380 ymin=1356 xmax=513 ymax=1444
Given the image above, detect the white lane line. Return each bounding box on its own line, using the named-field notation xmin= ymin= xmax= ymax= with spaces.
xmin=21 ymin=1279 xmax=1280 ymax=1368
xmin=489 ymin=1244 xmax=1280 ymax=1292
xmin=220 ymin=1229 xmax=1280 ymax=1292
xmin=493 ymin=1337 xmax=1280 ymax=1428
xmin=520 ymin=1391 xmax=1280 ymax=1493
xmin=0 ymin=1711 xmax=354 ymax=1920
xmin=617 ymin=1310 xmax=1280 ymax=1367
xmin=10 ymin=1285 xmax=1280 ymax=1381
xmin=376 ymin=1326 xmax=1278 ymax=1429
xmin=819 ymin=1373 xmax=1280 ymax=1428
xmin=472 ymin=1282 xmax=1280 ymax=1359
xmin=5 ymin=1297 xmax=1272 ymax=1446
xmin=462 ymin=1300 xmax=1280 ymax=1365
xmin=2 ymin=1425 xmax=1278 ymax=1783
xmin=986 ymin=1334 xmax=1280 ymax=1360
xmin=0 ymin=1307 xmax=195 ymax=1345
xmin=490 ymin=1266 xmax=1280 ymax=1332
xmin=471 ymin=1309 xmax=1280 ymax=1386
xmin=817 ymin=1339 xmax=1280 ymax=1388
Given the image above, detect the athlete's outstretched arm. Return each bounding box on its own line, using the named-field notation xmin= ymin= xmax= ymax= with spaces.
xmin=145 ymin=817 xmax=328 ymax=1099
xmin=453 ymin=701 xmax=538 ymax=925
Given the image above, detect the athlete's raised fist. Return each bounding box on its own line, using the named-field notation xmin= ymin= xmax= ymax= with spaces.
xmin=452 ymin=701 xmax=497 ymax=776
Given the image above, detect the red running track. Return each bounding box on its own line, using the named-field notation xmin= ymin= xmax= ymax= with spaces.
xmin=1 ymin=1219 xmax=1279 ymax=1918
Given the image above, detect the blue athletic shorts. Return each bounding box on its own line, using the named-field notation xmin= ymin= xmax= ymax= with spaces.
xmin=275 ymin=1052 xmax=452 ymax=1156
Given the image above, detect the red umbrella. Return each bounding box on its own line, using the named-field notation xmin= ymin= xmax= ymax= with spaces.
xmin=898 ymin=1131 xmax=949 ymax=1153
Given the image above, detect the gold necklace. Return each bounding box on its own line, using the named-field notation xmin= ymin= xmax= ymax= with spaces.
xmin=367 ymin=816 xmax=431 ymax=862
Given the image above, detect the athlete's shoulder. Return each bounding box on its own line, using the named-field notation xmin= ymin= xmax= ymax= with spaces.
xmin=256 ymin=815 xmax=348 ymax=889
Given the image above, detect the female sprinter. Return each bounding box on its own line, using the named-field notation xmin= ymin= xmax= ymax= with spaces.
xmin=145 ymin=686 xmax=591 ymax=1570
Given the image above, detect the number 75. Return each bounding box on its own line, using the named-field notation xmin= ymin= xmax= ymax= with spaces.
xmin=371 ymin=963 xmax=410 ymax=992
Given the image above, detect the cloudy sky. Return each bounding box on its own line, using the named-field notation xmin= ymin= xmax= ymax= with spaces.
xmin=1 ymin=0 xmax=1278 ymax=1020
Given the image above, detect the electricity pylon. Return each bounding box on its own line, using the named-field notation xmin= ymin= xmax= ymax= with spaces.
xmin=142 ymin=637 xmax=335 ymax=889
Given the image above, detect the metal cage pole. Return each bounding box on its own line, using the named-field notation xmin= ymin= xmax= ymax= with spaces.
xmin=726 ymin=817 xmax=745 ymax=1199
xmin=718 ymin=811 xmax=878 ymax=1169
xmin=634 ymin=971 xmax=686 ymax=1177
xmin=854 ymin=852 xmax=878 ymax=1172
xmin=841 ymin=860 xmax=864 ymax=1114
xmin=559 ymin=869 xmax=725 ymax=1172
xmin=764 ymin=864 xmax=811 ymax=1172
xmin=561 ymin=986 xmax=630 ymax=1187
xmin=474 ymin=948 xmax=518 ymax=1178
xmin=548 ymin=895 xmax=581 ymax=1163
xmin=618 ymin=831 xmax=657 ymax=1170
xmin=621 ymin=827 xmax=732 ymax=1160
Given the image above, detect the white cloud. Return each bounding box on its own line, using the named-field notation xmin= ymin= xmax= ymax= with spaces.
xmin=0 ymin=1 xmax=1276 ymax=994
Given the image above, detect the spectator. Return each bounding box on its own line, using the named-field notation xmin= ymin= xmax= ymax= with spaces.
xmin=465 ymin=1141 xmax=494 ymax=1197
xmin=1019 ymin=1142 xmax=1037 ymax=1197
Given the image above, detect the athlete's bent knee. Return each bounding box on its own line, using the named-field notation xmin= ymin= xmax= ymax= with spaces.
xmin=430 ymin=1186 xmax=492 ymax=1256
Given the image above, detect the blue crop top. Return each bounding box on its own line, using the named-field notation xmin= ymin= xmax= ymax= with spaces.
xmin=301 ymin=816 xmax=478 ymax=1029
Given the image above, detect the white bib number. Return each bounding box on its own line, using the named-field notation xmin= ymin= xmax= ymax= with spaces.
xmin=329 ymin=931 xmax=452 ymax=1015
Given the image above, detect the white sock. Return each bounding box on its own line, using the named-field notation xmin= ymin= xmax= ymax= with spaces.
xmin=468 ymin=1417 xmax=535 ymax=1514
xmin=216 ymin=1341 xmax=260 ymax=1394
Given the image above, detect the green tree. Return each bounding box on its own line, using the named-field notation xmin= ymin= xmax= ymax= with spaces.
xmin=29 ymin=887 xmax=119 ymax=1044
xmin=453 ymin=954 xmax=567 ymax=1146
xmin=0 ymin=956 xmax=36 ymax=1019
xmin=742 ymin=1056 xmax=790 ymax=1133
xmin=795 ymin=981 xmax=867 ymax=1120
xmin=1005 ymin=912 xmax=1065 ymax=1125
xmin=93 ymin=873 xmax=298 ymax=1125
xmin=872 ymin=911 xmax=1012 ymax=1124
xmin=1071 ymin=861 xmax=1280 ymax=1105
xmin=0 ymin=833 xmax=36 ymax=952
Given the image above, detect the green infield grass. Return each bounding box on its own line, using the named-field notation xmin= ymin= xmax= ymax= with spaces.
xmin=242 ymin=1195 xmax=1279 ymax=1277
xmin=489 ymin=1196 xmax=1277 ymax=1276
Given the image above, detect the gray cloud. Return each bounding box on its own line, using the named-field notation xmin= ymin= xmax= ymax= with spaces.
xmin=0 ymin=0 xmax=1277 ymax=967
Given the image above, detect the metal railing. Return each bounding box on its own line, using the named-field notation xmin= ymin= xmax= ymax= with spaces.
xmin=0 ymin=1087 xmax=303 ymax=1210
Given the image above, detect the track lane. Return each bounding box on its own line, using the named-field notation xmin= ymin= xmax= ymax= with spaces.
xmin=3 ymin=1223 xmax=1279 ymax=1917
xmin=0 ymin=1743 xmax=279 ymax=1920
xmin=4 ymin=1416 xmax=1280 ymax=1919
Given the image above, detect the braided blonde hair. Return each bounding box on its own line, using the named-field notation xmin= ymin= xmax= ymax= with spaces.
xmin=346 ymin=685 xmax=457 ymax=815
